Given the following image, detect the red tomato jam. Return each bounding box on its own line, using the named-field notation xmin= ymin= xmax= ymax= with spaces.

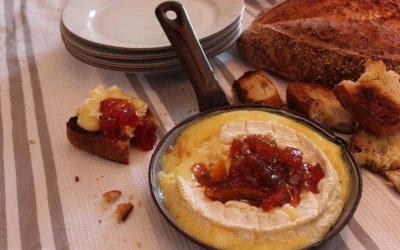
xmin=99 ymin=98 xmax=138 ymax=139
xmin=133 ymin=111 xmax=159 ymax=151
xmin=191 ymin=135 xmax=325 ymax=212
xmin=99 ymin=98 xmax=158 ymax=150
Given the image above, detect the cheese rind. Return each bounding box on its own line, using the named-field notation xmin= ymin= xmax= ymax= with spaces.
xmin=170 ymin=121 xmax=341 ymax=240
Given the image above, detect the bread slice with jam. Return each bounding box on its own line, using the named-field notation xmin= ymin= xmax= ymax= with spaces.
xmin=67 ymin=116 xmax=130 ymax=164
xmin=66 ymin=85 xmax=159 ymax=164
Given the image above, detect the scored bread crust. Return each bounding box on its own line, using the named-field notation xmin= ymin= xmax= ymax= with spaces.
xmin=237 ymin=0 xmax=400 ymax=86
xmin=67 ymin=116 xmax=130 ymax=164
xmin=238 ymin=24 xmax=367 ymax=87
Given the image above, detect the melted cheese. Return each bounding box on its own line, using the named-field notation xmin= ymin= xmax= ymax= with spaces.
xmin=160 ymin=110 xmax=351 ymax=249
xmin=76 ymin=85 xmax=148 ymax=131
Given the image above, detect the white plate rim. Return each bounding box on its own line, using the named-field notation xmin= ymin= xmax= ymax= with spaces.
xmin=60 ymin=18 xmax=241 ymax=60
xmin=63 ymin=26 xmax=241 ymax=70
xmin=62 ymin=0 xmax=244 ymax=50
xmin=64 ymin=26 xmax=242 ymax=70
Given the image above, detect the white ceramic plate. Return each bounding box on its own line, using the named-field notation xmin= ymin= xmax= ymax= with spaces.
xmin=63 ymin=25 xmax=241 ymax=68
xmin=62 ymin=0 xmax=244 ymax=50
xmin=63 ymin=25 xmax=241 ymax=71
xmin=60 ymin=18 xmax=241 ymax=60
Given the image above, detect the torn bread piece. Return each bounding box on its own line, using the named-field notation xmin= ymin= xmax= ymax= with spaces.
xmin=232 ymin=70 xmax=283 ymax=107
xmin=350 ymin=129 xmax=400 ymax=172
xmin=335 ymin=60 xmax=400 ymax=136
xmin=287 ymin=82 xmax=355 ymax=133
xmin=350 ymin=128 xmax=400 ymax=193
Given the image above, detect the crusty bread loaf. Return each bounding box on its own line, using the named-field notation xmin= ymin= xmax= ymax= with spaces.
xmin=349 ymin=128 xmax=400 ymax=172
xmin=287 ymin=82 xmax=355 ymax=133
xmin=238 ymin=0 xmax=400 ymax=87
xmin=232 ymin=70 xmax=283 ymax=107
xmin=335 ymin=60 xmax=400 ymax=135
xmin=67 ymin=116 xmax=130 ymax=164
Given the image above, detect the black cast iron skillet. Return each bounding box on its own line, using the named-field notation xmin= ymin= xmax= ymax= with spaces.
xmin=149 ymin=1 xmax=362 ymax=249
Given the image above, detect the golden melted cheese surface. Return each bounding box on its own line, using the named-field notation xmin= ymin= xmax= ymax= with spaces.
xmin=160 ymin=110 xmax=351 ymax=250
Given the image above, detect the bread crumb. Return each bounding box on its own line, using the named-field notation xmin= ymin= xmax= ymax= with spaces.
xmin=28 ymin=139 xmax=36 ymax=145
xmin=137 ymin=200 xmax=142 ymax=208
xmin=102 ymin=190 xmax=121 ymax=203
xmin=96 ymin=176 xmax=103 ymax=181
xmin=116 ymin=202 xmax=134 ymax=222
xmin=136 ymin=241 xmax=142 ymax=248
xmin=74 ymin=176 xmax=79 ymax=182
xmin=98 ymin=219 xmax=102 ymax=224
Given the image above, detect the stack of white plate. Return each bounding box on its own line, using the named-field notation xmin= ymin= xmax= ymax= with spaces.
xmin=60 ymin=0 xmax=244 ymax=72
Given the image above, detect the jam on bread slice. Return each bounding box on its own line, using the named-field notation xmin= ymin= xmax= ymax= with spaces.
xmin=66 ymin=85 xmax=159 ymax=164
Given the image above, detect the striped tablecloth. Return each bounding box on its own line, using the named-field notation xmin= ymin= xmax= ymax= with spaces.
xmin=1 ymin=0 xmax=399 ymax=249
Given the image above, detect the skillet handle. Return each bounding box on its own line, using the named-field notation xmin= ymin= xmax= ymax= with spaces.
xmin=155 ymin=1 xmax=229 ymax=112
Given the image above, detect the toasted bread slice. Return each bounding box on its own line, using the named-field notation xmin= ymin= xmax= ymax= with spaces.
xmin=237 ymin=0 xmax=400 ymax=86
xmin=385 ymin=170 xmax=400 ymax=193
xmin=335 ymin=60 xmax=400 ymax=135
xmin=350 ymin=128 xmax=400 ymax=172
xmin=67 ymin=116 xmax=130 ymax=164
xmin=68 ymin=85 xmax=160 ymax=164
xmin=232 ymin=70 xmax=283 ymax=107
xmin=67 ymin=110 xmax=160 ymax=164
xmin=287 ymin=82 xmax=355 ymax=133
